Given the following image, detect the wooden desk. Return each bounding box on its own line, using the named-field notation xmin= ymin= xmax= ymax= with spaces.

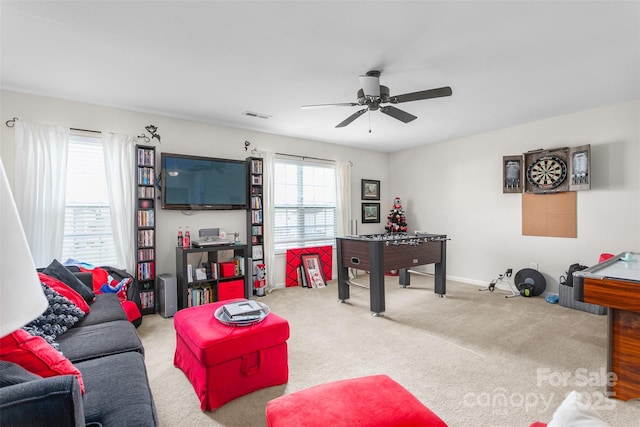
xmin=336 ymin=233 xmax=447 ymax=316
xmin=574 ymin=252 xmax=640 ymax=401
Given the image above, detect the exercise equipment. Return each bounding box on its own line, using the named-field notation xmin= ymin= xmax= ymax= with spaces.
xmin=479 ymin=268 xmax=520 ymax=298
xmin=514 ymin=268 xmax=546 ymax=297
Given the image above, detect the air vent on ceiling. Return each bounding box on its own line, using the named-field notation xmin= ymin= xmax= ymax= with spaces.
xmin=242 ymin=111 xmax=272 ymax=119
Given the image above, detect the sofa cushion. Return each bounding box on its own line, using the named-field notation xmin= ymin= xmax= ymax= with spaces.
xmin=56 ymin=320 xmax=144 ymax=363
xmin=72 ymin=293 xmax=127 ymax=328
xmin=43 ymin=259 xmax=95 ymax=303
xmin=0 ymin=329 xmax=84 ymax=393
xmin=22 ymin=283 xmax=85 ymax=350
xmin=77 ymin=351 xmax=158 ymax=427
xmin=38 ymin=272 xmax=91 ymax=314
xmin=0 ymin=360 xmax=41 ymax=387
xmin=0 ymin=371 xmax=84 ymax=426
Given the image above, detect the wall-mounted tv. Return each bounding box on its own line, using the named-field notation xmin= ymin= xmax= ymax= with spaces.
xmin=161 ymin=152 xmax=248 ymax=210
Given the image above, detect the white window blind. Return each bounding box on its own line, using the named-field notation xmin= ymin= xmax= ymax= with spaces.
xmin=61 ymin=135 xmax=118 ymax=266
xmin=273 ymin=157 xmax=336 ymax=253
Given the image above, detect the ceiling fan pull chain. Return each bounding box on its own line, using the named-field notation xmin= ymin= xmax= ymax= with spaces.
xmin=368 ymin=110 xmax=372 ymax=133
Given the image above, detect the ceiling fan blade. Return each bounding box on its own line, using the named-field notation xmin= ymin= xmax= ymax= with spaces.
xmin=336 ymin=109 xmax=367 ymax=128
xmin=390 ymin=86 xmax=452 ymax=103
xmin=302 ymin=102 xmax=359 ymax=109
xmin=380 ymin=106 xmax=417 ymax=123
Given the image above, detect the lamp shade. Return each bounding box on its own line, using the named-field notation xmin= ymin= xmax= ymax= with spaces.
xmin=0 ymin=159 xmax=48 ymax=338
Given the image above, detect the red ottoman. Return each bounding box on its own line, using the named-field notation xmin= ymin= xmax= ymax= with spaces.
xmin=174 ymin=299 xmax=290 ymax=411
xmin=265 ymin=375 xmax=447 ymax=427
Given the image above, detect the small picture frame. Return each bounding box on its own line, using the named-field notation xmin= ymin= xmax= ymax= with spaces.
xmin=503 ymin=155 xmax=523 ymax=193
xmin=301 ymin=254 xmax=325 ymax=288
xmin=361 ymin=179 xmax=380 ymax=200
xmin=362 ymin=203 xmax=380 ymax=223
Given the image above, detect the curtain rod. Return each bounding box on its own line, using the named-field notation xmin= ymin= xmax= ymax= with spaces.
xmin=275 ymin=152 xmax=354 ymax=165
xmin=5 ymin=117 xmax=151 ymax=142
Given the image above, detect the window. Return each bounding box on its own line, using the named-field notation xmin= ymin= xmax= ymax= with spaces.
xmin=61 ymin=135 xmax=118 ymax=266
xmin=274 ymin=157 xmax=336 ymax=253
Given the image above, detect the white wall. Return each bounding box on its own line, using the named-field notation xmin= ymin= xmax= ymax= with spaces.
xmin=3 ymin=90 xmax=637 ymax=294
xmin=0 ymin=90 xmax=390 ymax=285
xmin=390 ymin=99 xmax=640 ymax=293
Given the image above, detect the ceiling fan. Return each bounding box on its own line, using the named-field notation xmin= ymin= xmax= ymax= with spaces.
xmin=302 ymin=70 xmax=452 ymax=128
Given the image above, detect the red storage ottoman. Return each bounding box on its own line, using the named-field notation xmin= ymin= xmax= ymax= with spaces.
xmin=174 ymin=299 xmax=290 ymax=410
xmin=265 ymin=375 xmax=448 ymax=427
xmin=218 ymin=279 xmax=244 ymax=301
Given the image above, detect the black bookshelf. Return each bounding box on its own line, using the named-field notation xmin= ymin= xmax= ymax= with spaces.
xmin=246 ymin=157 xmax=264 ymax=296
xmin=135 ymin=145 xmax=156 ymax=314
xmin=175 ymin=245 xmax=249 ymax=310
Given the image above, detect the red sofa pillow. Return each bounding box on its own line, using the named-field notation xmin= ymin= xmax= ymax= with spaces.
xmin=38 ymin=272 xmax=91 ymax=314
xmin=0 ymin=329 xmax=84 ymax=394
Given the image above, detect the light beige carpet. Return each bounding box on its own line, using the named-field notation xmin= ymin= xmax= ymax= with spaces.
xmin=137 ymin=275 xmax=640 ymax=426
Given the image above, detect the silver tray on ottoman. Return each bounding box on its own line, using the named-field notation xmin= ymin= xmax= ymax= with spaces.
xmin=214 ymin=301 xmax=270 ymax=327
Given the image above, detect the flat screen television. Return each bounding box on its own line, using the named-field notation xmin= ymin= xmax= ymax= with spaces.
xmin=160 ymin=152 xmax=247 ymax=210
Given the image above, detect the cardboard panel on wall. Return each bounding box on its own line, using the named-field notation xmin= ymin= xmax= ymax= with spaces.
xmin=522 ymin=192 xmax=576 ymax=238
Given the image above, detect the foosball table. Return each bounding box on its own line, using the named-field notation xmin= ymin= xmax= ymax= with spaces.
xmin=336 ymin=232 xmax=448 ymax=316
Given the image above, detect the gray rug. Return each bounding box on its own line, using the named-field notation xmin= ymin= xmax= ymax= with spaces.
xmin=137 ymin=275 xmax=640 ymax=426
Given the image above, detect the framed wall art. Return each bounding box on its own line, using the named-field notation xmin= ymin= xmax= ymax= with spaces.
xmin=301 ymin=254 xmax=326 ymax=288
xmin=361 ymin=179 xmax=380 ymax=200
xmin=362 ymin=203 xmax=380 ymax=223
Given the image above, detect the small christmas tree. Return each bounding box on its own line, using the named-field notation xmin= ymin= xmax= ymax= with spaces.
xmin=385 ymin=196 xmax=408 ymax=234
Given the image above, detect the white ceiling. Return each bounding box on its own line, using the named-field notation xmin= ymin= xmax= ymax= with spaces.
xmin=1 ymin=1 xmax=639 ymax=153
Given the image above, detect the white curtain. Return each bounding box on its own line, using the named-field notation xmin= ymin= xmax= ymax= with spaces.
xmin=14 ymin=121 xmax=70 ymax=267
xmin=102 ymin=133 xmax=136 ymax=272
xmin=336 ymin=160 xmax=352 ymax=237
xmin=261 ymin=150 xmax=276 ymax=292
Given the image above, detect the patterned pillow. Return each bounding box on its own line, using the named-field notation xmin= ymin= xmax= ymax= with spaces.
xmin=22 ymin=283 xmax=86 ymax=350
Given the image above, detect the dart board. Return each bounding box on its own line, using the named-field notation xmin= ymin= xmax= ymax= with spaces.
xmin=526 ymin=155 xmax=567 ymax=190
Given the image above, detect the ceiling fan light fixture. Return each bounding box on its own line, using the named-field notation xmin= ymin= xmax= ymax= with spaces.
xmin=359 ymin=75 xmax=380 ymax=99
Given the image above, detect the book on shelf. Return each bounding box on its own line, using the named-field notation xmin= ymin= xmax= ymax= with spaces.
xmin=251 ymin=196 xmax=262 ymax=209
xmin=234 ymin=256 xmax=245 ymax=275
xmin=137 ymin=167 xmax=154 ymax=185
xmin=137 ymin=148 xmax=155 ymax=167
xmin=137 ymin=210 xmax=155 ymax=227
xmin=140 ymin=290 xmax=155 ymax=309
xmin=137 ymin=229 xmax=154 ymax=247
xmin=138 ymin=186 xmax=155 ymax=198
xmin=137 ymin=261 xmax=155 ymax=280
xmin=188 ymin=285 xmax=213 ymax=307
xmin=251 ymin=159 xmax=263 ymax=174
xmin=252 ymin=210 xmax=263 ymax=224
xmin=209 ymin=261 xmax=218 ymax=279
xmin=137 ymin=248 xmax=154 ymax=261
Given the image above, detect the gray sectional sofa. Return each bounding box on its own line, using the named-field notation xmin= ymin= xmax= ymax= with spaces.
xmin=0 ymin=271 xmax=158 ymax=426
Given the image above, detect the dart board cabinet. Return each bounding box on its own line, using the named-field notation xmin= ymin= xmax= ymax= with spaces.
xmin=522 ymin=144 xmax=591 ymax=194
